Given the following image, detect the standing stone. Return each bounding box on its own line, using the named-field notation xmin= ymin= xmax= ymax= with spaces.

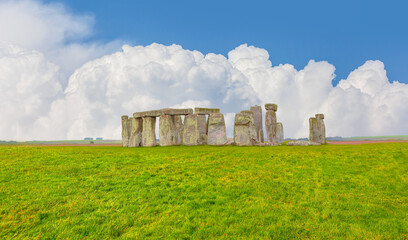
xmin=174 ymin=115 xmax=183 ymax=145
xmin=129 ymin=117 xmax=143 ymax=147
xmin=159 ymin=115 xmax=176 ymax=146
xmin=276 ymin=122 xmax=284 ymax=144
xmin=240 ymin=110 xmax=258 ymax=143
xmin=250 ymin=105 xmax=264 ymax=143
xmin=315 ymin=114 xmax=326 ymax=144
xmin=234 ymin=112 xmax=256 ymax=146
xmin=207 ymin=113 xmax=227 ymax=145
xmin=121 ymin=115 xmax=130 ymax=147
xmin=265 ymin=103 xmax=278 ymax=145
xmin=197 ymin=114 xmax=208 ymax=144
xmin=182 ymin=114 xmax=201 ymax=145
xmin=142 ymin=117 xmax=157 ymax=147
xmin=309 ymin=117 xmax=319 ymax=143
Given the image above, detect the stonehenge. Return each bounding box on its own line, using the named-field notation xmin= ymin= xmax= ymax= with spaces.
xmin=309 ymin=114 xmax=326 ymax=144
xmin=234 ymin=111 xmax=256 ymax=146
xmin=122 ymin=107 xmax=226 ymax=147
xmin=121 ymin=115 xmax=130 ymax=147
xmin=264 ymin=103 xmax=284 ymax=145
xmin=207 ymin=113 xmax=227 ymax=145
xmin=182 ymin=114 xmax=201 ymax=145
xmin=121 ymin=103 xmax=325 ymax=147
xmin=129 ymin=117 xmax=143 ymax=147
xmin=250 ymin=105 xmax=264 ymax=143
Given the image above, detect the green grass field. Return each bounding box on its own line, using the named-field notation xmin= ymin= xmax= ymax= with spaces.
xmin=1 ymin=144 xmax=407 ymax=239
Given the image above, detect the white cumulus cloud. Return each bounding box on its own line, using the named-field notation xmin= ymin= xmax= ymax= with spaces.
xmin=0 ymin=1 xmax=407 ymax=140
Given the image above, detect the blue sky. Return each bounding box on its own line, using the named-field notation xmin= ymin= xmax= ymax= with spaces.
xmin=1 ymin=0 xmax=407 ymax=140
xmin=49 ymin=0 xmax=408 ymax=85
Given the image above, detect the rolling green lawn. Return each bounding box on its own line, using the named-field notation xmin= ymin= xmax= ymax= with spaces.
xmin=0 ymin=144 xmax=407 ymax=239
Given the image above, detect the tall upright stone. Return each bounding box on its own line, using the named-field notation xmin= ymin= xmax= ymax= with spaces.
xmin=265 ymin=103 xmax=278 ymax=144
xmin=240 ymin=110 xmax=258 ymax=143
xmin=121 ymin=115 xmax=130 ymax=147
xmin=207 ymin=113 xmax=227 ymax=145
xmin=159 ymin=115 xmax=176 ymax=146
xmin=234 ymin=112 xmax=256 ymax=146
xmin=197 ymin=114 xmax=208 ymax=144
xmin=250 ymin=105 xmax=264 ymax=143
xmin=276 ymin=122 xmax=284 ymax=144
xmin=142 ymin=117 xmax=157 ymax=147
xmin=182 ymin=114 xmax=201 ymax=145
xmin=315 ymin=114 xmax=326 ymax=144
xmin=173 ymin=115 xmax=183 ymax=145
xmin=309 ymin=117 xmax=318 ymax=143
xmin=129 ymin=117 xmax=143 ymax=147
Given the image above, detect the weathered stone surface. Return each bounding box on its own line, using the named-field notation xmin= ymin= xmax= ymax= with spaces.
xmin=142 ymin=117 xmax=157 ymax=146
xmin=235 ymin=113 xmax=252 ymax=125
xmin=265 ymin=109 xmax=277 ymax=144
xmin=240 ymin=110 xmax=257 ymax=142
xmin=129 ymin=117 xmax=143 ymax=147
xmin=316 ymin=114 xmax=326 ymax=144
xmin=265 ymin=103 xmax=278 ymax=111
xmin=250 ymin=105 xmax=264 ymax=143
xmin=182 ymin=114 xmax=201 ymax=145
xmin=159 ymin=115 xmax=176 ymax=146
xmin=309 ymin=115 xmax=325 ymax=144
xmin=197 ymin=114 xmax=208 ymax=144
xmin=159 ymin=115 xmax=182 ymax=146
xmin=162 ymin=108 xmax=193 ymax=116
xmin=134 ymin=108 xmax=193 ymax=118
xmin=194 ymin=107 xmax=220 ymax=115
xmin=287 ymin=140 xmax=321 ymax=146
xmin=309 ymin=117 xmax=318 ymax=143
xmin=234 ymin=112 xmax=257 ymax=146
xmin=276 ymin=122 xmax=284 ymax=144
xmin=315 ymin=114 xmax=324 ymax=119
xmin=133 ymin=110 xmax=162 ymax=118
xmin=173 ymin=115 xmax=183 ymax=145
xmin=207 ymin=113 xmax=227 ymax=145
xmin=121 ymin=115 xmax=130 ymax=147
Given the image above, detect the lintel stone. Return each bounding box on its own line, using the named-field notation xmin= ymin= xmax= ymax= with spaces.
xmin=315 ymin=114 xmax=324 ymax=119
xmin=133 ymin=108 xmax=193 ymax=118
xmin=194 ymin=107 xmax=220 ymax=115
xmin=265 ymin=103 xmax=278 ymax=111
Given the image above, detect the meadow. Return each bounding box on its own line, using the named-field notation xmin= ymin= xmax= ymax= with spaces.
xmin=0 ymin=143 xmax=407 ymax=239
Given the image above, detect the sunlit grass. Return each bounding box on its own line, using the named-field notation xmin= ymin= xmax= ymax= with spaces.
xmin=0 ymin=144 xmax=407 ymax=239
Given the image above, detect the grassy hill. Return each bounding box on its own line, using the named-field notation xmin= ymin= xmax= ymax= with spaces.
xmin=1 ymin=144 xmax=407 ymax=239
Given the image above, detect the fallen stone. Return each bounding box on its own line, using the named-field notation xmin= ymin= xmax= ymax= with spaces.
xmin=182 ymin=114 xmax=201 ymax=145
xmin=142 ymin=116 xmax=157 ymax=147
xmin=286 ymin=140 xmax=321 ymax=146
xmin=194 ymin=107 xmax=220 ymax=115
xmin=129 ymin=117 xmax=143 ymax=147
xmin=207 ymin=113 xmax=227 ymax=145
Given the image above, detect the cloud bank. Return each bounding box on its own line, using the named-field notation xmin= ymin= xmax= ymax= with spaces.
xmin=0 ymin=0 xmax=407 ymax=140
